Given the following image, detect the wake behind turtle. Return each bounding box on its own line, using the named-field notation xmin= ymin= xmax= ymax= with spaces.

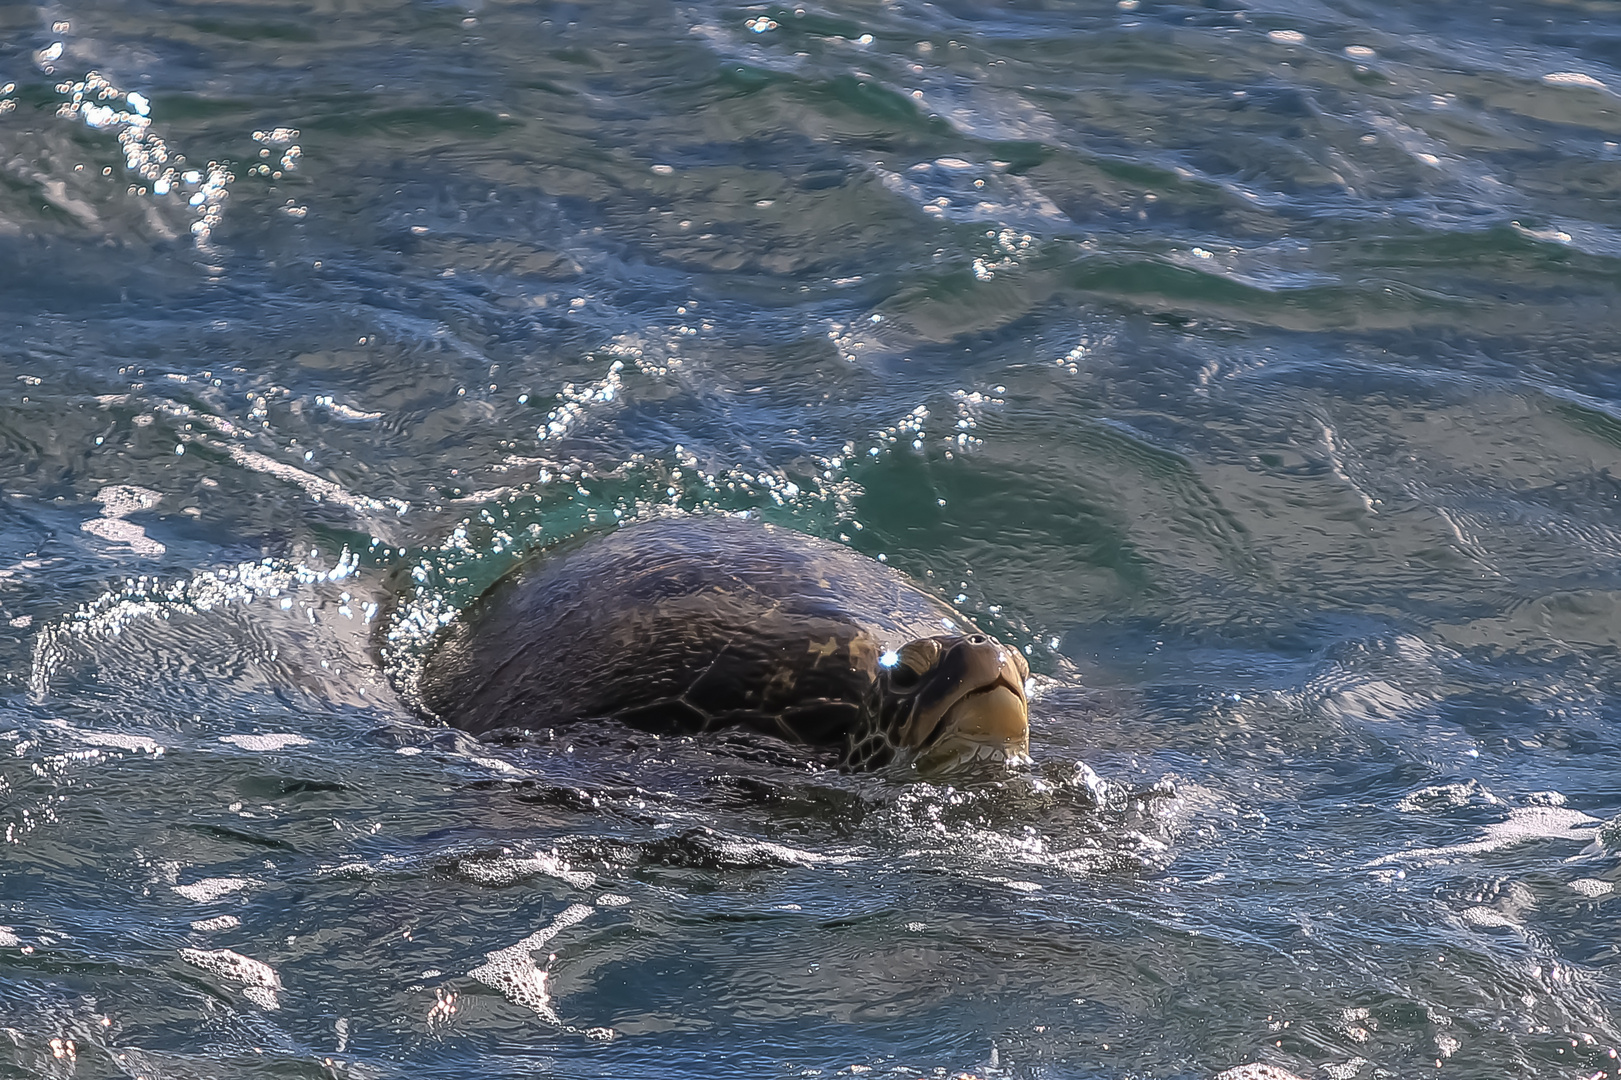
xmin=412 ymin=515 xmax=1030 ymax=770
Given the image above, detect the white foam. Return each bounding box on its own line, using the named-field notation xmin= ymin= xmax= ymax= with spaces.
xmin=219 ymin=733 xmax=310 ymax=752
xmin=1460 ymin=906 xmax=1519 ymax=928
xmin=719 ymin=838 xmax=844 ymax=867
xmin=190 ymin=914 xmax=242 ymax=931
xmin=74 ymin=730 xmax=163 ymax=754
xmin=81 ymin=485 xmax=167 ymax=556
xmin=1397 ymin=781 xmax=1498 ymax=812
xmin=464 ymin=752 xmax=524 ymax=775
xmin=458 ymin=851 xmax=597 ymax=889
xmin=172 ymin=877 xmax=254 ymax=903
xmin=1216 ymin=1065 xmax=1308 ymax=1080
xmin=1569 ymin=878 xmax=1615 ymax=897
xmin=80 ymin=516 xmax=166 ymax=556
xmin=178 ymin=947 xmax=281 ymax=1009
xmin=1543 ymin=71 xmax=1606 ymax=89
xmin=94 ymin=485 xmax=162 ymax=517
xmin=1369 ymin=807 xmax=1601 ymax=865
xmin=222 ymin=444 xmax=406 ymax=516
xmin=237 ymin=985 xmax=276 ymax=1009
xmin=468 ymin=903 xmax=594 ymax=1019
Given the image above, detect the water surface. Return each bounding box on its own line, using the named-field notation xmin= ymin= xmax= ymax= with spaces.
xmin=4 ymin=1 xmax=1621 ymax=1077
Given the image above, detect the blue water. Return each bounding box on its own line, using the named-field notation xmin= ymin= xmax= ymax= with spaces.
xmin=4 ymin=1 xmax=1621 ymax=1077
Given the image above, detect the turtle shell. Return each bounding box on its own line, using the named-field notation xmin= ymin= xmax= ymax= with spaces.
xmin=414 ymin=515 xmax=981 ymax=748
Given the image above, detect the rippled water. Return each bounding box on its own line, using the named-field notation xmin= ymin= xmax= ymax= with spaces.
xmin=5 ymin=1 xmax=1621 ymax=1077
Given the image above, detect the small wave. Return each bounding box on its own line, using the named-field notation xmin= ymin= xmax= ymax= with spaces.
xmin=1368 ymin=806 xmax=1603 ymax=866
xmin=177 ymin=947 xmax=282 ymax=1010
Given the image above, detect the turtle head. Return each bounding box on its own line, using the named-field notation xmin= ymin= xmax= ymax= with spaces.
xmin=848 ymin=633 xmax=1030 ymax=770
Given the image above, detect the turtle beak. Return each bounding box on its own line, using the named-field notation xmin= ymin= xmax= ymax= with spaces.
xmin=903 ymin=637 xmax=1030 ymax=769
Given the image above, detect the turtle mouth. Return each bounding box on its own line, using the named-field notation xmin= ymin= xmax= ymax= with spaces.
xmin=940 ymin=682 xmax=1028 ymax=742
xmin=913 ymin=662 xmax=1030 ymax=770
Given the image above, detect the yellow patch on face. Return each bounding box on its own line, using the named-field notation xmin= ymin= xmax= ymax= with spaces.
xmin=763 ymin=663 xmax=798 ymax=698
xmin=846 ymin=635 xmax=879 ymax=675
xmin=806 ymin=636 xmax=839 ymax=665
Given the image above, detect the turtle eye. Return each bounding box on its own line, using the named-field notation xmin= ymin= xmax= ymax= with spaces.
xmin=887 ymin=664 xmax=922 ymax=690
xmin=884 ymin=638 xmax=940 ymax=690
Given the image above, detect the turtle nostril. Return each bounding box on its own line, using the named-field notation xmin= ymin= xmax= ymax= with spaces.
xmin=966 ymin=634 xmax=987 ymax=645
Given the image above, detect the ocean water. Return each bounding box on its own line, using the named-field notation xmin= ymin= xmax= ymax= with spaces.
xmin=4 ymin=1 xmax=1621 ymax=1077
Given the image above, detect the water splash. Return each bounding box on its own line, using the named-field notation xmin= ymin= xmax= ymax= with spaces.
xmin=52 ymin=71 xmax=233 ymax=248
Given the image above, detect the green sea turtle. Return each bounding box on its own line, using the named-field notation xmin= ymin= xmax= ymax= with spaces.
xmin=414 ymin=515 xmax=1029 ymax=770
